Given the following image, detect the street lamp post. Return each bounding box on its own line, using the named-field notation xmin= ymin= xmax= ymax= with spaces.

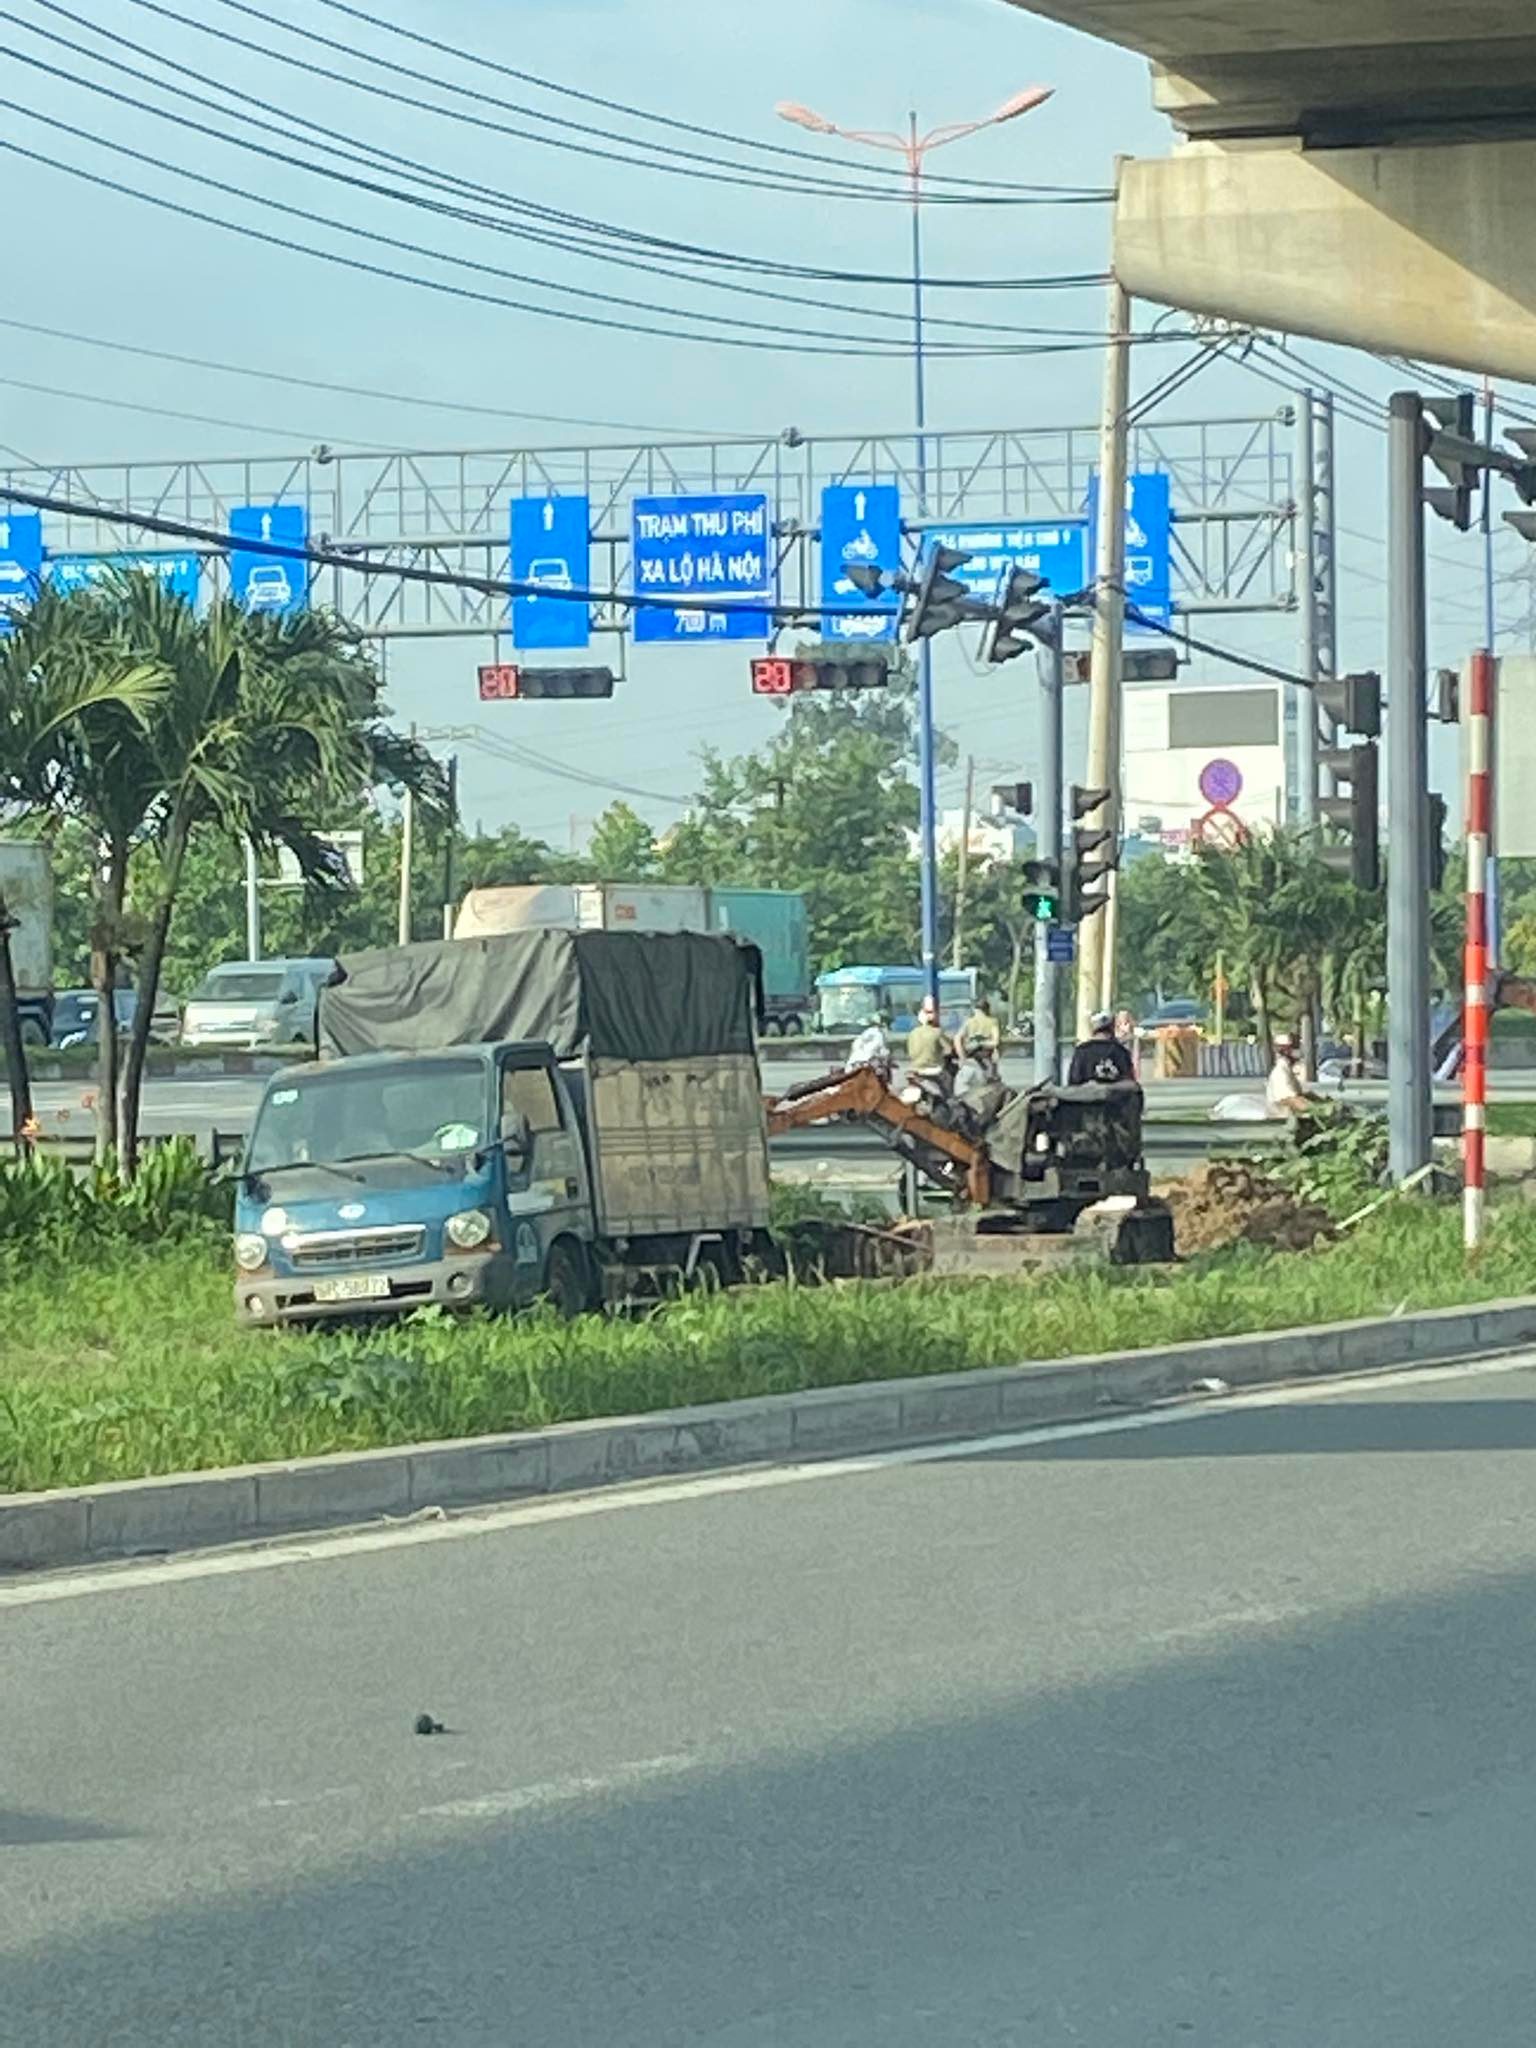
xmin=776 ymin=90 xmax=1053 ymax=1004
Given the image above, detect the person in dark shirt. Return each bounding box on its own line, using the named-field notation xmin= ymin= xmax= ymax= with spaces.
xmin=1067 ymin=1009 xmax=1136 ymax=1087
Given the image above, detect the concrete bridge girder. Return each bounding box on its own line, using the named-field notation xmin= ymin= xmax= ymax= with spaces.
xmin=1118 ymin=138 xmax=1536 ymax=384
xmin=1002 ymin=2 xmax=1536 ymax=380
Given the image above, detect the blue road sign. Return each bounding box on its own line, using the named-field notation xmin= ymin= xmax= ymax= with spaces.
xmin=229 ymin=503 xmax=308 ymax=616
xmin=821 ymin=483 xmax=901 ymax=643
xmin=0 ymin=511 xmax=43 ymax=633
xmin=1046 ymin=926 xmax=1076 ymax=964
xmin=49 ymin=551 xmax=201 ymax=606
xmin=1086 ymin=470 xmax=1173 ymax=628
xmin=510 ymin=494 xmax=590 ymax=650
xmin=632 ymin=492 xmax=771 ymax=644
xmin=919 ymin=518 xmax=1088 ymax=606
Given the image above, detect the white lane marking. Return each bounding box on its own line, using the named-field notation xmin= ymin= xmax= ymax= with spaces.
xmin=4 ymin=1350 xmax=1534 ymax=1611
xmin=417 ymin=1753 xmax=698 ymax=1823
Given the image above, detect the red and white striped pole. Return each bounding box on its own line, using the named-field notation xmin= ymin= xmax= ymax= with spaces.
xmin=1464 ymin=649 xmax=1495 ymax=1252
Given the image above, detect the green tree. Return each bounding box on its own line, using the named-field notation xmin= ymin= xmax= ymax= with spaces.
xmin=658 ymin=676 xmax=936 ymax=972
xmin=586 ymin=801 xmax=656 ymax=879
xmin=0 ymin=580 xmax=170 ymax=1148
xmin=1 ymin=577 xmax=440 ymax=1169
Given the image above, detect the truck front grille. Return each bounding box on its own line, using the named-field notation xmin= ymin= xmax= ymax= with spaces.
xmin=288 ymin=1226 xmax=425 ymax=1269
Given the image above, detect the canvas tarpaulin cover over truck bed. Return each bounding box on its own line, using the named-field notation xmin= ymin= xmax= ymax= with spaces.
xmin=319 ymin=929 xmax=762 ymax=1062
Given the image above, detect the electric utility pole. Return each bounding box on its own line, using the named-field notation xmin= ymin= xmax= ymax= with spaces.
xmin=1033 ymin=606 xmax=1065 ymax=1084
xmin=1076 ymin=269 xmax=1131 ymax=1039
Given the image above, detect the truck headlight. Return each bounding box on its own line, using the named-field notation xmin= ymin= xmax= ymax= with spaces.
xmin=234 ymin=1232 xmax=269 ymax=1272
xmin=445 ymin=1208 xmax=493 ymax=1250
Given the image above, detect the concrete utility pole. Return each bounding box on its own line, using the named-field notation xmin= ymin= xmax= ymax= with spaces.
xmin=243 ymin=841 xmax=262 ymax=961
xmin=1034 ymin=606 xmax=1064 ymax=1086
xmin=1387 ymin=392 xmax=1432 ymax=1181
xmin=398 ymin=784 xmax=416 ymax=948
xmin=1076 ymin=270 xmax=1131 ymax=1040
xmin=951 ymin=754 xmax=975 ymax=970
xmin=1295 ymin=393 xmax=1320 ymax=825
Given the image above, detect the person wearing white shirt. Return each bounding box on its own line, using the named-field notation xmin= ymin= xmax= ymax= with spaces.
xmin=1265 ymin=1032 xmax=1309 ymax=1118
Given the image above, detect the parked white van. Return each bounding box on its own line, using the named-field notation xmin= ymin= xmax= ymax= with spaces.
xmin=180 ymin=958 xmax=335 ymax=1050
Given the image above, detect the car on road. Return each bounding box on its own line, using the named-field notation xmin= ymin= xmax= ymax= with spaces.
xmin=49 ymin=986 xmax=181 ymax=1050
xmin=181 ymin=958 xmax=334 ymax=1050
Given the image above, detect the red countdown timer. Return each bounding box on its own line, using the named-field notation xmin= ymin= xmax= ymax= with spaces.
xmin=750 ymin=657 xmax=798 ymax=697
xmin=478 ymin=663 xmax=521 ymax=700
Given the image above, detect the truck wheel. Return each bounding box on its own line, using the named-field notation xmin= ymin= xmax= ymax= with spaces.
xmin=761 ymin=1017 xmax=782 ymax=1039
xmin=19 ymin=1018 xmax=46 ymax=1048
xmin=542 ymin=1239 xmax=592 ymax=1319
xmin=782 ymin=1014 xmax=804 ymax=1037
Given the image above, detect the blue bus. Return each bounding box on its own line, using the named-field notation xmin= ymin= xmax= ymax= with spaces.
xmin=815 ymin=965 xmax=980 ymax=1038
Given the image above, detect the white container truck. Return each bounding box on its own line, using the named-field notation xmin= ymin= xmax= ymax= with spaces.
xmin=0 ymin=842 xmax=54 ymax=1044
xmin=456 ymin=883 xmax=709 ymax=938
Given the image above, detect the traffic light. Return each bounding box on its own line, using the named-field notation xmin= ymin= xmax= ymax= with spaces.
xmin=1063 ymin=784 xmax=1113 ymax=925
xmin=1422 ymin=391 xmax=1479 ymax=530
xmin=1427 ymin=792 xmax=1448 ymax=891
xmin=1315 ymin=670 xmax=1382 ymax=739
xmin=1319 ymin=742 xmax=1380 ymax=891
xmin=1020 ymin=859 xmax=1060 ymax=924
xmin=906 ymin=544 xmax=980 ymax=643
xmin=981 ymin=566 xmax=1049 ymax=665
xmin=749 ymin=653 xmax=890 ymax=695
xmin=478 ymin=664 xmax=615 ymax=701
xmin=990 ymin=781 xmax=1033 ymax=817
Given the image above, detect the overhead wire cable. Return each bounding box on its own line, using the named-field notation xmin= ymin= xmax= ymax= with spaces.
xmin=19 ymin=0 xmax=1109 ymax=294
xmin=301 ymin=0 xmax=1108 ymax=198
xmin=0 ymin=124 xmax=1110 ymax=360
xmin=116 ymin=0 xmax=1078 ymax=208
xmin=0 ymin=314 xmax=746 ymax=439
xmin=0 ymin=36 xmax=1102 ymax=345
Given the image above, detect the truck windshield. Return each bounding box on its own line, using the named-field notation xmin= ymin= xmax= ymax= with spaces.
xmin=247 ymin=1058 xmax=489 ymax=1173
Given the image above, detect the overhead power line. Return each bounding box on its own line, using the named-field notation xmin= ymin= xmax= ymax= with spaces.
xmin=0 ymin=42 xmax=1101 ymax=346
xmin=3 ymin=128 xmax=1118 ymax=361
xmin=16 ymin=0 xmax=1106 ymax=294
xmin=301 ymin=0 xmax=1104 ymax=199
xmin=117 ymin=0 xmax=1099 ymax=208
xmin=0 ymin=314 xmax=743 ymax=440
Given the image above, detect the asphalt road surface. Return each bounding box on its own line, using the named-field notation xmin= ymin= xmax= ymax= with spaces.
xmin=8 ymin=1354 xmax=1536 ymax=2043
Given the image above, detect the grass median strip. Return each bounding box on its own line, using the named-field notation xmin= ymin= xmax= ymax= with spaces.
xmin=5 ymin=1201 xmax=1536 ymax=1496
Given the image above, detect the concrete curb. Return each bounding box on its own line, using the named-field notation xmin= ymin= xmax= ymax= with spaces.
xmin=6 ymin=1294 xmax=1536 ymax=1574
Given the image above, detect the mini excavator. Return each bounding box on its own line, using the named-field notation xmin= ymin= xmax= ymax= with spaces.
xmin=766 ymin=1064 xmax=1176 ymax=1267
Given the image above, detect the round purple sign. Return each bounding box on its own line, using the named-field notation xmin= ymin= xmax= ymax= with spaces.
xmin=1199 ymin=757 xmax=1243 ymax=806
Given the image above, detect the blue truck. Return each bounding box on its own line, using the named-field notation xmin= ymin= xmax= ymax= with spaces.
xmin=233 ymin=928 xmax=771 ymax=1326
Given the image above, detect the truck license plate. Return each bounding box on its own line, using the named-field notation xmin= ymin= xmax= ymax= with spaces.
xmin=313 ymin=1274 xmax=391 ymax=1304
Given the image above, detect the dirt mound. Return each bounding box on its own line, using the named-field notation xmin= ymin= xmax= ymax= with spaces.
xmin=1163 ymin=1160 xmax=1334 ymax=1256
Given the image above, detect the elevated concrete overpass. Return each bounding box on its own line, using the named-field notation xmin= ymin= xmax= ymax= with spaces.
xmin=1006 ymin=2 xmax=1536 ymax=379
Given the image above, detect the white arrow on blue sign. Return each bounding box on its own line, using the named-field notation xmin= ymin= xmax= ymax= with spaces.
xmin=0 ymin=512 xmax=43 ymax=635
xmin=228 ymin=504 xmax=308 ymax=616
xmin=510 ymin=495 xmax=590 ymax=651
xmin=821 ymin=483 xmax=901 ymax=643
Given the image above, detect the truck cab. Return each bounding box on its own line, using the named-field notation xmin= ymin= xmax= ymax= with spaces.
xmin=233 ymin=1041 xmax=595 ymax=1326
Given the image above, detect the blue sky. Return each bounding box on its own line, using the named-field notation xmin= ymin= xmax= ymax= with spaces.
xmin=2 ymin=0 xmax=1518 ymax=840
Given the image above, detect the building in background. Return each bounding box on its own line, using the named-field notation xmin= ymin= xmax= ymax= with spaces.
xmin=914 ymin=808 xmax=1035 ymax=865
xmin=1123 ymin=681 xmax=1286 ymax=849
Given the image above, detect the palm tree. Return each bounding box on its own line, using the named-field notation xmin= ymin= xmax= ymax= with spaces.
xmin=110 ymin=583 xmax=443 ymax=1170
xmin=0 ymin=576 xmax=440 ymax=1172
xmin=0 ymin=581 xmax=169 ymax=1152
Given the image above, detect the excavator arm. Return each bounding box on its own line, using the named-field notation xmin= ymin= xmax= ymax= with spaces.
xmin=765 ymin=1066 xmax=993 ymax=1206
